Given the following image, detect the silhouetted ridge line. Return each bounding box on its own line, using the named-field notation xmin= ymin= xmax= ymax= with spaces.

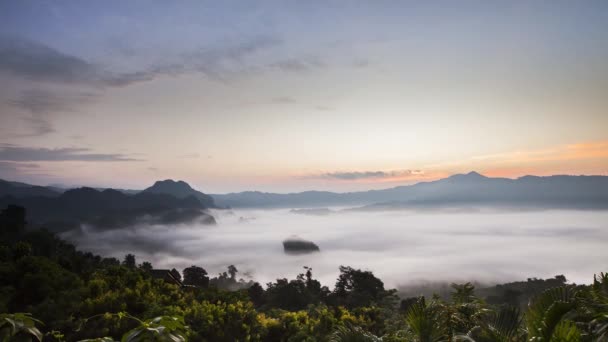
xmin=210 ymin=173 xmax=608 ymax=209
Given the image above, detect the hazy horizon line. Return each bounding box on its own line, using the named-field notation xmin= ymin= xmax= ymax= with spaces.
xmin=4 ymin=170 xmax=608 ymax=196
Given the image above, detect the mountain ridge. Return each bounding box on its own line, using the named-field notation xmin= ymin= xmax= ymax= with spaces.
xmin=0 ymin=183 xmax=216 ymax=231
xmin=2 ymin=172 xmax=608 ymax=210
xmin=142 ymin=179 xmax=217 ymax=208
xmin=210 ymin=172 xmax=608 ymax=209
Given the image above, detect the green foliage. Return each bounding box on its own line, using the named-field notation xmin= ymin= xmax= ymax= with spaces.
xmin=462 ymin=306 xmax=525 ymax=342
xmin=451 ymin=283 xmax=476 ymax=305
xmin=184 ymin=300 xmax=262 ymax=341
xmin=0 ymin=313 xmax=43 ymax=342
xmin=329 ymin=325 xmax=382 ymax=342
xmin=526 ymin=286 xmax=579 ymax=341
xmin=122 ymin=315 xmax=187 ymax=342
xmin=549 ymin=320 xmax=581 ymax=342
xmin=404 ymin=298 xmax=447 ymax=342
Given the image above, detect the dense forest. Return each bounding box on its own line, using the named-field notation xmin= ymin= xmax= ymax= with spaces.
xmin=1 ymin=205 xmax=607 ymax=341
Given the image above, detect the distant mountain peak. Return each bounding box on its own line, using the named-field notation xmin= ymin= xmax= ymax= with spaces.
xmin=466 ymin=171 xmax=486 ymax=178
xmin=150 ymin=179 xmax=193 ymax=190
xmin=447 ymin=171 xmax=487 ymax=181
xmin=143 ymin=179 xmax=216 ymax=208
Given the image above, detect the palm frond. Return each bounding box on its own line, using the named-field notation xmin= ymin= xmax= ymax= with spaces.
xmin=526 ymin=286 xmax=579 ymax=341
xmin=329 ymin=325 xmax=383 ymax=342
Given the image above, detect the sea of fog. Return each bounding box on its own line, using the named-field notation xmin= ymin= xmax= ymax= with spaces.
xmin=63 ymin=209 xmax=608 ymax=288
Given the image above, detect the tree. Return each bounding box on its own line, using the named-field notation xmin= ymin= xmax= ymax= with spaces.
xmin=404 ymin=298 xmax=447 ymax=342
xmin=450 ymin=282 xmax=476 ymax=304
xmin=248 ymin=282 xmax=265 ymax=308
xmin=526 ymin=286 xmax=580 ymax=341
xmin=0 ymin=205 xmax=26 ymax=233
xmin=123 ymin=254 xmax=136 ymax=269
xmin=332 ymin=266 xmax=391 ymax=308
xmin=12 ymin=241 xmax=32 ymax=260
xmin=183 ymin=265 xmax=209 ymax=287
xmin=228 ymin=264 xmax=238 ymax=279
xmin=463 ymin=305 xmax=524 ymax=342
xmin=170 ymin=268 xmax=182 ymax=282
xmin=139 ymin=261 xmax=153 ymax=273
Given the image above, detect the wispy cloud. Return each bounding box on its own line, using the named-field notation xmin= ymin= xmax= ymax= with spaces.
xmin=315 ymin=105 xmax=334 ymax=111
xmin=0 ymin=34 xmax=286 ymax=88
xmin=7 ymin=88 xmax=96 ymax=136
xmin=0 ymin=35 xmax=152 ymax=87
xmin=271 ymin=96 xmax=296 ymax=104
xmin=306 ymin=169 xmax=425 ymax=181
xmin=0 ymin=35 xmax=97 ymax=84
xmin=0 ymin=161 xmax=39 ymax=171
xmin=0 ymin=161 xmax=44 ymax=180
xmin=0 ymin=145 xmax=142 ymax=162
xmin=269 ymin=57 xmax=324 ymax=72
xmin=472 ymin=141 xmax=608 ymax=164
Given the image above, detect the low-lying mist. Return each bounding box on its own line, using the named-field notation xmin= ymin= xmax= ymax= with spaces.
xmin=61 ymin=208 xmax=608 ymax=288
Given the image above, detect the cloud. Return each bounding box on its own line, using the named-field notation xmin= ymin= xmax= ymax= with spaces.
xmin=315 ymin=105 xmax=334 ymax=111
xmin=20 ymin=116 xmax=55 ymax=136
xmin=62 ymin=208 xmax=607 ymax=288
xmin=0 ymin=35 xmax=98 ymax=84
xmin=0 ymin=161 xmax=40 ymax=172
xmin=0 ymin=161 xmax=43 ymax=180
xmin=179 ymin=153 xmax=201 ymax=159
xmin=7 ymin=88 xmax=96 ymax=136
xmin=319 ymin=170 xmax=423 ymax=180
xmin=471 ymin=141 xmax=608 ymax=165
xmin=0 ymin=145 xmax=142 ymax=162
xmin=0 ymin=34 xmax=287 ymax=88
xmin=0 ymin=35 xmax=148 ymax=87
xmin=270 ymin=57 xmax=324 ymax=72
xmin=189 ymin=36 xmax=281 ymax=64
xmin=352 ymin=58 xmax=370 ymax=68
xmin=271 ymin=96 xmax=296 ymax=104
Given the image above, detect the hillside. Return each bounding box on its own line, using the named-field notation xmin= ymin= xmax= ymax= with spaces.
xmin=0 ymin=186 xmax=215 ymax=231
xmin=0 ymin=179 xmax=60 ymax=198
xmin=142 ymin=179 xmax=217 ymax=208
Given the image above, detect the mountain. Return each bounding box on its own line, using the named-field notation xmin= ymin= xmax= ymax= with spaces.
xmin=211 ymin=172 xmax=608 ymax=209
xmin=0 ymin=186 xmax=215 ymax=231
xmin=142 ymin=179 xmax=216 ymax=208
xmin=0 ymin=179 xmax=60 ymax=198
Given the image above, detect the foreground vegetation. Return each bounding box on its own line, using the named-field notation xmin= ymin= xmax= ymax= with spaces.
xmin=1 ymin=205 xmax=607 ymax=341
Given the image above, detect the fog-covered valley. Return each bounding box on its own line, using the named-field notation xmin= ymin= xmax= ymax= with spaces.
xmin=62 ymin=208 xmax=608 ymax=288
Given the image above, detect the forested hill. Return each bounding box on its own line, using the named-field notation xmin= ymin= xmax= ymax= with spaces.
xmin=211 ymin=172 xmax=608 ymax=209
xmin=0 ymin=179 xmax=218 ymax=231
xmin=0 ymin=187 xmax=215 ymax=231
xmin=142 ymin=179 xmax=217 ymax=208
xmin=0 ymin=179 xmax=60 ymax=198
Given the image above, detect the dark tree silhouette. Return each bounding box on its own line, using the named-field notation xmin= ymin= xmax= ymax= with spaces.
xmin=228 ymin=265 xmax=238 ymax=279
xmin=183 ymin=265 xmax=209 ymax=287
xmin=170 ymin=268 xmax=182 ymax=282
xmin=332 ymin=266 xmax=394 ymax=308
xmin=248 ymin=282 xmax=265 ymax=308
xmin=123 ymin=254 xmax=136 ymax=269
xmin=0 ymin=205 xmax=26 ymax=237
xmin=12 ymin=241 xmax=32 ymax=260
xmin=139 ymin=261 xmax=153 ymax=273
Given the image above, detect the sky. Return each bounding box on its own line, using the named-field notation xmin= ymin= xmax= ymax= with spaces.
xmin=0 ymin=1 xmax=607 ymax=193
